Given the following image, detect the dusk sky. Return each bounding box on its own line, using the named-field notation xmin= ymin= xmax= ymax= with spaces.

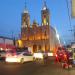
xmin=0 ymin=0 xmax=75 ymax=44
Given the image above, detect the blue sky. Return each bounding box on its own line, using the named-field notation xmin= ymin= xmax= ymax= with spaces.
xmin=0 ymin=0 xmax=75 ymax=44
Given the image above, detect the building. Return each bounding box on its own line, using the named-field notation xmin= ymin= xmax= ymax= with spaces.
xmin=18 ymin=1 xmax=60 ymax=53
xmin=0 ymin=36 xmax=15 ymax=51
xmin=72 ymin=0 xmax=75 ymax=17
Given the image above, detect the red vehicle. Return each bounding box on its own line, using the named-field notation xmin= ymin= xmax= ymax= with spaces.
xmin=55 ymin=49 xmax=68 ymax=63
xmin=55 ymin=47 xmax=73 ymax=69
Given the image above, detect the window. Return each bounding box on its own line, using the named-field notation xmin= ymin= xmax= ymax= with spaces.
xmin=23 ymin=53 xmax=32 ymax=56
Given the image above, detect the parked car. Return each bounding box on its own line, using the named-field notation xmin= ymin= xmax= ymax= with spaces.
xmin=5 ymin=52 xmax=33 ymax=63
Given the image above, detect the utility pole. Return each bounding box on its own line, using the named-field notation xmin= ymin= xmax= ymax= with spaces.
xmin=11 ymin=31 xmax=16 ymax=46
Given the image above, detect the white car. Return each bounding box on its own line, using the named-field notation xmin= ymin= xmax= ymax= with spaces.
xmin=5 ymin=52 xmax=33 ymax=63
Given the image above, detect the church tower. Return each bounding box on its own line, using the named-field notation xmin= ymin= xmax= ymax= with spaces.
xmin=21 ymin=1 xmax=30 ymax=40
xmin=41 ymin=0 xmax=50 ymax=26
xmin=21 ymin=2 xmax=30 ymax=28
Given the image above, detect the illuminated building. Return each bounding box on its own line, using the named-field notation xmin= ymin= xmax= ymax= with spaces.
xmin=20 ymin=1 xmax=60 ymax=53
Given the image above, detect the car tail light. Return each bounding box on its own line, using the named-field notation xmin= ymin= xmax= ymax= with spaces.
xmin=64 ymin=54 xmax=67 ymax=58
xmin=56 ymin=54 xmax=58 ymax=57
xmin=60 ymin=53 xmax=62 ymax=56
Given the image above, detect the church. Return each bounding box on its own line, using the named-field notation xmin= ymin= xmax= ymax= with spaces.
xmin=18 ymin=1 xmax=60 ymax=53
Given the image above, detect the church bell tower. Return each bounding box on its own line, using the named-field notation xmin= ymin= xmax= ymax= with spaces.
xmin=21 ymin=1 xmax=30 ymax=39
xmin=21 ymin=1 xmax=30 ymax=28
xmin=41 ymin=0 xmax=50 ymax=26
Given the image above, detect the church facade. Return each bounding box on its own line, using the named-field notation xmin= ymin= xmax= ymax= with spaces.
xmin=20 ymin=1 xmax=60 ymax=53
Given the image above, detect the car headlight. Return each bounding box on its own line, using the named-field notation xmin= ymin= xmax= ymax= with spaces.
xmin=33 ymin=53 xmax=43 ymax=59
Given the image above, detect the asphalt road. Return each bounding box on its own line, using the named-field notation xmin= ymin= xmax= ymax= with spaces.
xmin=0 ymin=60 xmax=75 ymax=75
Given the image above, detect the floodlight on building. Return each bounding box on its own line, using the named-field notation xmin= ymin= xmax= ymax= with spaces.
xmin=17 ymin=40 xmax=23 ymax=47
xmin=54 ymin=27 xmax=61 ymax=44
xmin=56 ymin=34 xmax=59 ymax=40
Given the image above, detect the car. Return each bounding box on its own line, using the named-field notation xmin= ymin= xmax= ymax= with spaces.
xmin=0 ymin=50 xmax=6 ymax=60
xmin=5 ymin=52 xmax=33 ymax=63
xmin=55 ymin=50 xmax=68 ymax=62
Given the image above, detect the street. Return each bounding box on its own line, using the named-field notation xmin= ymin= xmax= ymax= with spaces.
xmin=0 ymin=60 xmax=75 ymax=75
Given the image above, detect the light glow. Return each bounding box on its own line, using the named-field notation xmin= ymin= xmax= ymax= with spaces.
xmin=55 ymin=54 xmax=58 ymax=57
xmin=55 ymin=27 xmax=60 ymax=44
xmin=44 ymin=18 xmax=46 ymax=25
xmin=48 ymin=53 xmax=53 ymax=56
xmin=17 ymin=40 xmax=23 ymax=47
xmin=6 ymin=57 xmax=20 ymax=63
xmin=0 ymin=48 xmax=3 ymax=50
xmin=33 ymin=53 xmax=43 ymax=59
